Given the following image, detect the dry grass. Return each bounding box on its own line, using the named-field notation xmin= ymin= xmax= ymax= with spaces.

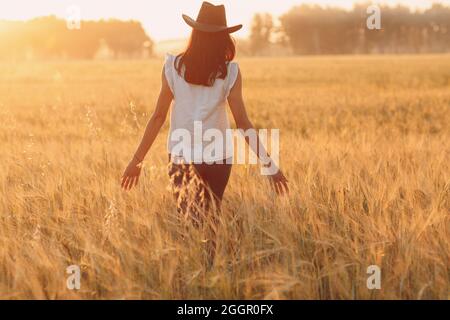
xmin=0 ymin=55 xmax=449 ymax=299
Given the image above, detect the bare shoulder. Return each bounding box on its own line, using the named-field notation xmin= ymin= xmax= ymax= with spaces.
xmin=231 ymin=66 xmax=242 ymax=89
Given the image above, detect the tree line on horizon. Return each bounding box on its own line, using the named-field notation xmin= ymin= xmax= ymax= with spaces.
xmin=0 ymin=16 xmax=152 ymax=60
xmin=248 ymin=3 xmax=450 ymax=55
xmin=1 ymin=3 xmax=449 ymax=60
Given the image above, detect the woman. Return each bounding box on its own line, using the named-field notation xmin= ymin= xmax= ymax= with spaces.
xmin=121 ymin=2 xmax=288 ymax=263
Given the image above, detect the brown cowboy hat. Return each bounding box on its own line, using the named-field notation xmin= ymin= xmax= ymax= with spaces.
xmin=182 ymin=2 xmax=242 ymax=34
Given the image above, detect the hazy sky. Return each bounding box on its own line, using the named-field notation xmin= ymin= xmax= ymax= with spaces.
xmin=1 ymin=0 xmax=447 ymax=40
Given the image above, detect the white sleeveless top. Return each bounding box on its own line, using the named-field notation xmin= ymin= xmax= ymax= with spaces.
xmin=164 ymin=54 xmax=239 ymax=163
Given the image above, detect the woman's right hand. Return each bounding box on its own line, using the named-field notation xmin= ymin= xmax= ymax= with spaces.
xmin=121 ymin=157 xmax=142 ymax=191
xmin=269 ymin=170 xmax=289 ymax=196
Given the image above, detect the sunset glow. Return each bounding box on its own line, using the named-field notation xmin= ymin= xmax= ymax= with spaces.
xmin=1 ymin=0 xmax=442 ymax=40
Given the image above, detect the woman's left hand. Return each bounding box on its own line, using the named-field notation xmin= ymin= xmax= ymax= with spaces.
xmin=121 ymin=158 xmax=142 ymax=191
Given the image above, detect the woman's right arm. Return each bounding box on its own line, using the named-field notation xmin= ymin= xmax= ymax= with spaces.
xmin=227 ymin=68 xmax=289 ymax=195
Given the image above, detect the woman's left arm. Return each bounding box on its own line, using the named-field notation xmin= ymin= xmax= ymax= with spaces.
xmin=121 ymin=67 xmax=173 ymax=191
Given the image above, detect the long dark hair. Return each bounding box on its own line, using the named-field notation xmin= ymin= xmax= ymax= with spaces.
xmin=175 ymin=30 xmax=236 ymax=87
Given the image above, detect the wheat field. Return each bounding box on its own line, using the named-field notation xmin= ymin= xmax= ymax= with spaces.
xmin=0 ymin=55 xmax=449 ymax=299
